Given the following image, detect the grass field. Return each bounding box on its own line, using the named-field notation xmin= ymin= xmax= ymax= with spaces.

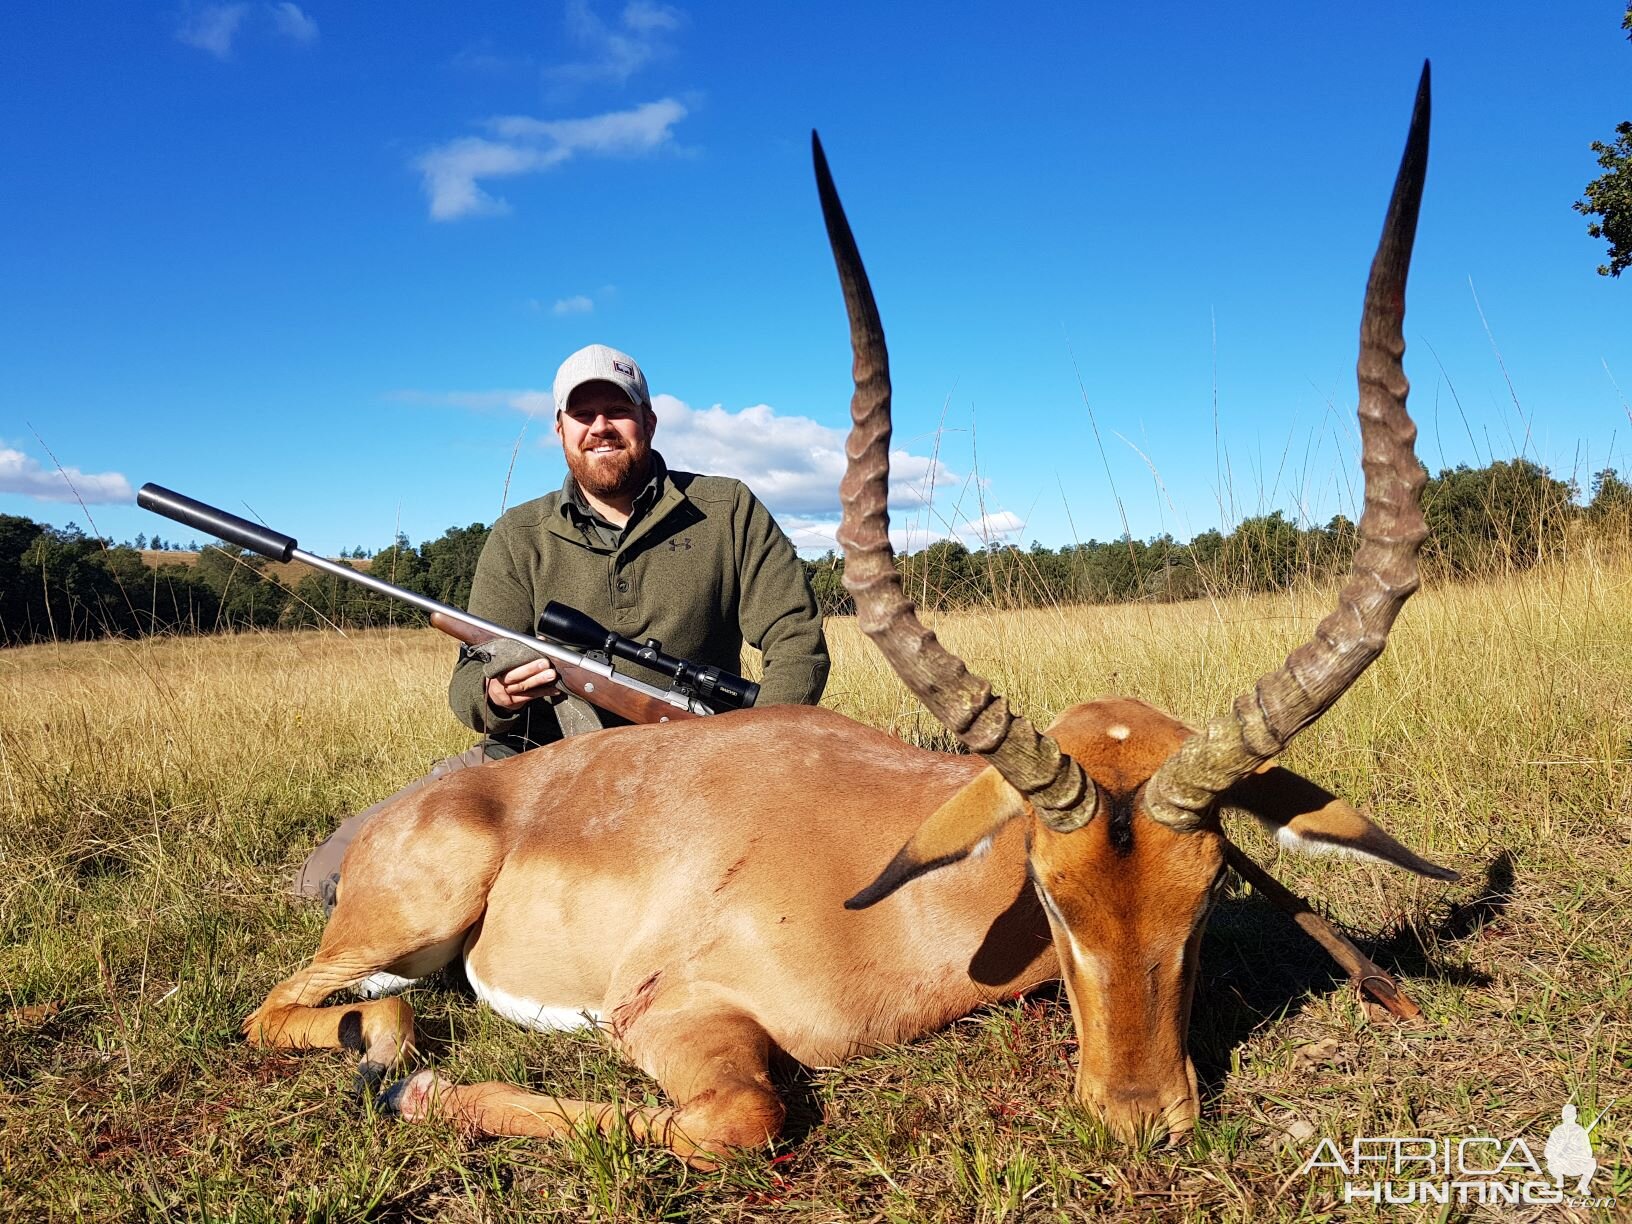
xmin=1 ymin=542 xmax=1629 ymax=1221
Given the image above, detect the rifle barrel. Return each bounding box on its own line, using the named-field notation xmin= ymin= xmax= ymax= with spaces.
xmin=136 ymin=482 xmax=707 ymax=715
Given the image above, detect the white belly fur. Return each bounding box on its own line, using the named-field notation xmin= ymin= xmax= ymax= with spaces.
xmin=464 ymin=958 xmax=602 ymax=1032
xmin=355 ymin=971 xmax=417 ymax=999
xmin=353 ymin=933 xmax=466 ymax=1000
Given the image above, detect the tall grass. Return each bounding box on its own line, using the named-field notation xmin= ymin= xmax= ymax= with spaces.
xmin=1 ymin=539 xmax=1628 ymax=1220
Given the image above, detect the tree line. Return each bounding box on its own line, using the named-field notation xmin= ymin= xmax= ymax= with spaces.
xmin=0 ymin=516 xmax=490 ymax=645
xmin=2 ymin=459 xmax=1629 ymax=646
xmin=806 ymin=461 xmax=1631 ymax=615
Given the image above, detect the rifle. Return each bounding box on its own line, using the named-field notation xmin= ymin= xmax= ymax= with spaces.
xmin=136 ymin=484 xmax=759 ymax=723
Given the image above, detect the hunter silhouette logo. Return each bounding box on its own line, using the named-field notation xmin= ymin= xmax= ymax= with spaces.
xmin=1545 ymin=1104 xmax=1598 ymax=1194
xmin=1301 ymin=1099 xmax=1614 ymax=1207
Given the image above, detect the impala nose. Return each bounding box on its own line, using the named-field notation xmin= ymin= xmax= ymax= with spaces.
xmin=1096 ymin=1090 xmax=1201 ymax=1148
xmin=1087 ymin=1079 xmax=1200 ymax=1146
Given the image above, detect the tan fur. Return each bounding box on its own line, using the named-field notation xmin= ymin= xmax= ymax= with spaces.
xmin=1030 ymin=700 xmax=1221 ymax=1140
xmin=904 ymin=767 xmax=1028 ymax=863
xmin=249 ymin=697 xmax=1445 ymax=1159
xmin=249 ymin=706 xmax=1054 ymax=1162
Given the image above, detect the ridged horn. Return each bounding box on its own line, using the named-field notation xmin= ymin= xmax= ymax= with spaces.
xmin=813 ymin=132 xmax=1095 ymax=832
xmin=1146 ymin=62 xmax=1433 ymax=830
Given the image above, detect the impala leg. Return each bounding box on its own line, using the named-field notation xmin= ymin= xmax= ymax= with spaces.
xmin=244 ymin=957 xmax=419 ymax=1094
xmin=245 ymin=798 xmax=503 ymax=1091
xmin=635 ymin=1004 xmax=786 ymax=1166
xmin=389 ymin=1004 xmax=784 ymax=1169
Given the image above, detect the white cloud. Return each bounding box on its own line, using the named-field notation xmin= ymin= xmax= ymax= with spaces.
xmin=547 ymin=0 xmax=684 ymax=91
xmin=772 ymin=511 xmax=1022 ymax=557
xmin=486 ymin=101 xmax=687 ymax=151
xmin=415 ymin=98 xmax=686 ymax=221
xmin=389 ymin=387 xmax=1023 ymax=555
xmin=0 ymin=447 xmax=134 ymax=504
xmin=643 ymin=396 xmax=1024 ymax=553
xmin=649 ymin=394 xmax=957 ymax=517
xmin=176 ymin=3 xmax=251 ymax=59
xmin=622 ymin=1 xmax=683 ymax=34
xmin=388 ymin=388 xmax=554 ymax=415
xmin=269 ymin=2 xmax=318 ymax=42
xmin=552 ymin=295 xmax=595 ymax=316
xmin=959 ymin=510 xmax=1025 ymax=542
xmin=451 ymin=41 xmax=531 ymax=74
xmin=177 ymin=2 xmax=315 ymax=58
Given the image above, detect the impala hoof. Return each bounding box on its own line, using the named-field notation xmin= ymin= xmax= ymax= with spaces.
xmin=350 ymin=1059 xmax=390 ymax=1104
xmin=380 ymin=1069 xmax=454 ymax=1122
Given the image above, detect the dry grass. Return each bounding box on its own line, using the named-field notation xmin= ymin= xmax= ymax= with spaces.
xmin=1 ymin=543 xmax=1629 ymax=1221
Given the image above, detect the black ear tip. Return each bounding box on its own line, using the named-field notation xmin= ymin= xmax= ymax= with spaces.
xmin=844 ymin=867 xmax=901 ymax=909
xmin=842 ymin=845 xmax=966 ymax=913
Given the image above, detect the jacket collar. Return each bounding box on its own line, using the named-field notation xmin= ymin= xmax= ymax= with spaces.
xmin=549 ymin=452 xmax=679 ymax=550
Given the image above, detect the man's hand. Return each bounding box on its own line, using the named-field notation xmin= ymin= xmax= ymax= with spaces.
xmin=476 ymin=639 xmax=563 ymax=711
xmin=486 ymin=658 xmax=562 ymax=710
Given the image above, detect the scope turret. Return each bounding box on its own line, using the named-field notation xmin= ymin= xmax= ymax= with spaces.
xmin=538 ymin=601 xmax=759 ymax=712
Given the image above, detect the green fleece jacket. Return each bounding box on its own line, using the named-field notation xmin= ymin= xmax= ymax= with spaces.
xmin=448 ymin=456 xmax=829 ymax=755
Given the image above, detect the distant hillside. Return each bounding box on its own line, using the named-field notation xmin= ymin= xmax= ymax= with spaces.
xmin=138 ymin=549 xmax=373 ymax=585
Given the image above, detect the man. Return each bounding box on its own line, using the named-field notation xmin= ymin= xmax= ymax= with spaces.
xmin=294 ymin=343 xmax=829 ymax=902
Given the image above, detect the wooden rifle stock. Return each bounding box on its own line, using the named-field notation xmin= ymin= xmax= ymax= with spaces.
xmin=430 ymin=612 xmax=700 ymax=725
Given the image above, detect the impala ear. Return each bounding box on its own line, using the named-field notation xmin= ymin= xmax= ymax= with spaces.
xmin=1220 ymin=764 xmax=1458 ymax=882
xmin=845 ymin=767 xmax=1028 ymax=909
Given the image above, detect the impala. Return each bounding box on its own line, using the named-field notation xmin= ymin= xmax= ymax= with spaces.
xmin=245 ymin=65 xmax=1453 ymax=1163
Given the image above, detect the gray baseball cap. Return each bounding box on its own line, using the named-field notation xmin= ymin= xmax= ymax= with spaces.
xmin=552 ymin=344 xmax=651 ymax=415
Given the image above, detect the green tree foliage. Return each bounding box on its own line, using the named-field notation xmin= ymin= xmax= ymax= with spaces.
xmin=1574 ymin=5 xmax=1632 ymax=276
xmin=0 ymin=516 xmax=233 ymax=643
xmin=1576 ymin=121 xmax=1632 ymax=276
xmin=283 ymin=564 xmax=392 ymax=630
xmin=805 ymin=551 xmax=850 ymax=616
xmin=0 ymin=515 xmax=43 ymax=639
xmin=1421 ymin=460 xmax=1576 ymax=573
xmin=421 ymin=523 xmax=489 ymax=607
xmin=191 ymin=542 xmax=287 ymax=629
xmin=793 ymin=461 xmax=1596 ymax=615
xmin=1 ymin=454 xmax=1624 ymax=647
xmin=282 ymin=537 xmax=419 ymax=631
xmin=278 ymin=525 xmax=489 ymax=631
xmin=1588 ymin=467 xmax=1632 ymax=525
xmin=1214 ymin=511 xmax=1305 ymax=592
xmin=13 ymin=523 xmax=130 ymax=640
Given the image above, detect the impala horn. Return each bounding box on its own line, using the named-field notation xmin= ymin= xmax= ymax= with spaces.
xmin=814 ymin=132 xmax=1096 ymax=833
xmin=1146 ymin=62 xmax=1433 ymax=831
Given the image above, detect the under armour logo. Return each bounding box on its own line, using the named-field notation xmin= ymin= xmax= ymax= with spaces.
xmin=668 ymin=536 xmax=693 ymax=552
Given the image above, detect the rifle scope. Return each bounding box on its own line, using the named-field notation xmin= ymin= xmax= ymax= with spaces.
xmin=539 ymin=602 xmax=759 ymax=712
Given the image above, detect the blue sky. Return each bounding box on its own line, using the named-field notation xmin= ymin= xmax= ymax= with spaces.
xmin=3 ymin=3 xmax=1629 ymax=558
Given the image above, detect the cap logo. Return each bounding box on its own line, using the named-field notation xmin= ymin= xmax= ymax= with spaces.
xmin=613 ymin=360 xmax=634 ymax=376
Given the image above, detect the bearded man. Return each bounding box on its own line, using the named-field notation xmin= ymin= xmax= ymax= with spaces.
xmin=295 ymin=344 xmax=829 ymax=904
